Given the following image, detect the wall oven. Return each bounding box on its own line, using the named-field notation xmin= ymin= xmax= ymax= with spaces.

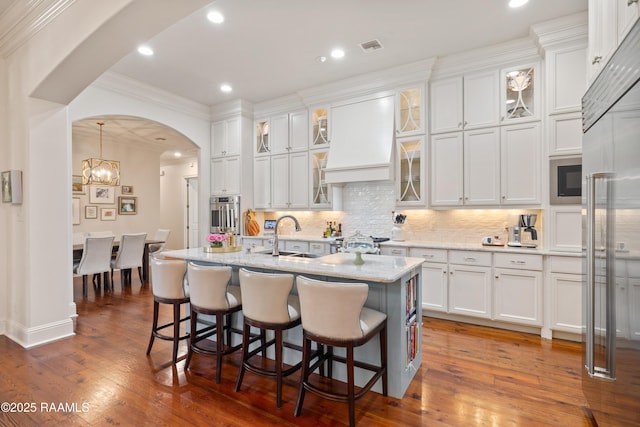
xmin=549 ymin=156 xmax=582 ymax=205
xmin=210 ymin=195 xmax=241 ymax=234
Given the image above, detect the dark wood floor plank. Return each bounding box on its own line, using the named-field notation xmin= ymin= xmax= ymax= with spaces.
xmin=0 ymin=272 xmax=597 ymax=426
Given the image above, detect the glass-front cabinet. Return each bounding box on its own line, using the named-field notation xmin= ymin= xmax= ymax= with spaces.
xmin=396 ymin=86 xmax=424 ymax=137
xmin=310 ymin=149 xmax=331 ymax=208
xmin=396 ymin=137 xmax=424 ymax=205
xmin=255 ymin=119 xmax=270 ymax=155
xmin=501 ymin=63 xmax=540 ymax=123
xmin=310 ymin=107 xmax=330 ymax=148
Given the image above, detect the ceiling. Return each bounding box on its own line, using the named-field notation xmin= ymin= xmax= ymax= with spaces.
xmin=4 ymin=0 xmax=590 ymax=163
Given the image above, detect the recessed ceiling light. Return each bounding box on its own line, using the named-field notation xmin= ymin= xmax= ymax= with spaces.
xmin=220 ymin=84 xmax=232 ymax=93
xmin=137 ymin=45 xmax=154 ymax=56
xmin=174 ymin=152 xmax=182 ymax=158
xmin=207 ymin=11 xmax=224 ymax=24
xmin=316 ymin=56 xmax=327 ymax=63
xmin=330 ymin=48 xmax=345 ymax=59
xmin=508 ymin=0 xmax=529 ymax=8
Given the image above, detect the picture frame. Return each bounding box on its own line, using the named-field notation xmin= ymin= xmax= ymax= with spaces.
xmin=85 ymin=205 xmax=98 ymax=219
xmin=89 ymin=185 xmax=115 ymax=204
xmin=72 ymin=198 xmax=80 ymax=225
xmin=100 ymin=207 xmax=117 ymax=221
xmin=121 ymin=185 xmax=134 ymax=194
xmin=1 ymin=170 xmax=23 ymax=204
xmin=118 ymin=196 xmax=137 ymax=215
xmin=72 ymin=175 xmax=85 ymax=194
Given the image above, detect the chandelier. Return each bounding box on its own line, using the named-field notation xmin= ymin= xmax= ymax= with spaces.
xmin=81 ymin=121 xmax=120 ymax=186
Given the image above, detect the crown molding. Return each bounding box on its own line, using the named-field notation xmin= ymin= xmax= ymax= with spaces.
xmin=298 ymin=58 xmax=436 ymax=106
xmin=0 ymin=0 xmax=75 ymax=58
xmin=91 ymin=71 xmax=210 ymax=120
xmin=210 ymin=99 xmax=254 ymax=121
xmin=530 ymin=12 xmax=588 ymax=54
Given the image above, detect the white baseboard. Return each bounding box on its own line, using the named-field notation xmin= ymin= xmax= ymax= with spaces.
xmin=5 ymin=318 xmax=75 ymax=348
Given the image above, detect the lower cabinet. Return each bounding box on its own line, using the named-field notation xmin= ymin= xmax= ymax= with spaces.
xmin=493 ymin=253 xmax=543 ymax=326
xmin=448 ymin=263 xmax=492 ymax=319
xmin=549 ymin=256 xmax=582 ymax=334
xmin=410 ymin=247 xmax=449 ymax=313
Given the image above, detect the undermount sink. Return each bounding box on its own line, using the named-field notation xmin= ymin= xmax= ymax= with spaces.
xmin=254 ymin=249 xmax=321 ymax=259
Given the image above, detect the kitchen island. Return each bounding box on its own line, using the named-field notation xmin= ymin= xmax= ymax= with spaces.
xmin=161 ymin=248 xmax=424 ymax=399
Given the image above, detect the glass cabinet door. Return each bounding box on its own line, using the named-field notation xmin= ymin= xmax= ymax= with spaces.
xmin=310 ymin=149 xmax=330 ymax=207
xmin=310 ymin=107 xmax=329 ymax=147
xmin=396 ymin=87 xmax=424 ymax=136
xmin=255 ymin=120 xmax=270 ymax=154
xmin=502 ymin=64 xmax=539 ymax=122
xmin=397 ymin=137 xmax=423 ymax=204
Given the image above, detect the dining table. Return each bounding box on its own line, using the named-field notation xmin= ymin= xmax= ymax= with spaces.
xmin=73 ymin=239 xmax=164 ymax=283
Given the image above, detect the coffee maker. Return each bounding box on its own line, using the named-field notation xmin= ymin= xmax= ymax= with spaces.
xmin=507 ymin=214 xmax=538 ymax=248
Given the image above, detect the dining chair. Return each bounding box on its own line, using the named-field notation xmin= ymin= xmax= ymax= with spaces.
xmin=294 ymin=275 xmax=388 ymax=427
xmin=148 ymin=229 xmax=171 ymax=255
xmin=73 ymin=235 xmax=115 ymax=297
xmin=111 ymin=232 xmax=147 ymax=287
xmin=73 ymin=232 xmax=85 ymax=263
xmin=87 ymin=231 xmax=115 ymax=284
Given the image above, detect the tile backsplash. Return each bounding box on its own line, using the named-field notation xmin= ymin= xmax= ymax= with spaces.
xmin=265 ymin=181 xmax=543 ymax=246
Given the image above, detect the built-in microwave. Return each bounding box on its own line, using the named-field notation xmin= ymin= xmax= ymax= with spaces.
xmin=550 ymin=157 xmax=582 ymax=205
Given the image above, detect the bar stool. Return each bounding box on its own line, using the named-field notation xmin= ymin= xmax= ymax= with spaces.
xmin=294 ymin=275 xmax=388 ymax=427
xmin=146 ymin=256 xmax=190 ymax=364
xmin=235 ymin=268 xmax=302 ymax=409
xmin=184 ymin=263 xmax=257 ymax=383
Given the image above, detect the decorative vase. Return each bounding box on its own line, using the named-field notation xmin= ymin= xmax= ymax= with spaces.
xmin=353 ymin=251 xmax=365 ymax=265
xmin=391 ymin=224 xmax=404 ymax=241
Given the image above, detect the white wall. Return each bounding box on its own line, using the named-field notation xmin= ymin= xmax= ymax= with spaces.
xmin=72 ymin=134 xmax=162 ymax=239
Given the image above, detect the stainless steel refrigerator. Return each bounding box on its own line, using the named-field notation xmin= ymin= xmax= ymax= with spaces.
xmin=582 ymin=19 xmax=640 ymax=426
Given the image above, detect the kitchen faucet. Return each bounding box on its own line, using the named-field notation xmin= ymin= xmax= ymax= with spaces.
xmin=272 ymin=215 xmax=302 ymax=256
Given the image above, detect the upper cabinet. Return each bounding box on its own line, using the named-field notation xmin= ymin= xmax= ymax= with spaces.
xmin=212 ymin=117 xmax=241 ymax=157
xmin=587 ymin=0 xmax=638 ymax=85
xmin=309 ymin=149 xmax=331 ymax=209
xmin=310 ymin=106 xmax=330 ymax=148
xmin=500 ymin=63 xmax=540 ymax=124
xmin=430 ymin=70 xmax=499 ymax=134
xmin=396 ymin=137 xmax=424 ymax=205
xmin=396 ymin=86 xmax=425 ymax=137
xmin=255 ymin=119 xmax=270 ymax=155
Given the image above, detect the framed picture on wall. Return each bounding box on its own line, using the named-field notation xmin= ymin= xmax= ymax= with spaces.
xmin=121 ymin=185 xmax=134 ymax=194
xmin=72 ymin=175 xmax=84 ymax=194
xmin=100 ymin=207 xmax=116 ymax=221
xmin=118 ymin=196 xmax=137 ymax=215
xmin=85 ymin=205 xmax=98 ymax=219
xmin=72 ymin=198 xmax=80 ymax=225
xmin=89 ymin=185 xmax=115 ymax=204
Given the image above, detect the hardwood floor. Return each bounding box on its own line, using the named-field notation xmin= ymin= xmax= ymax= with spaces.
xmin=0 ymin=274 xmax=597 ymax=426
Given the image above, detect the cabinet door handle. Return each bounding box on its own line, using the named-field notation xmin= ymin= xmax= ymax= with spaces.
xmin=495 ymin=274 xmax=500 ymax=279
xmin=422 ymin=254 xmax=434 ymax=259
xmin=510 ymin=260 xmax=526 ymax=265
xmin=458 ymin=122 xmax=462 ymax=128
xmin=629 ymin=0 xmax=638 ymax=6
xmin=391 ymin=249 xmax=403 ymax=255
xmin=592 ymin=55 xmax=602 ymax=65
xmin=463 ymin=257 xmax=477 ymax=262
xmin=443 ymin=269 xmax=447 ymax=275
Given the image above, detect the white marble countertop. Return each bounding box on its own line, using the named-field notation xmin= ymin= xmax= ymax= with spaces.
xmin=161 ymin=248 xmax=424 ymax=283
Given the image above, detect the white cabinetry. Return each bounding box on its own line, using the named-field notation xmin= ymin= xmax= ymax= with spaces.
xmin=493 ymin=253 xmax=543 ymax=326
xmin=548 ymin=112 xmax=583 ymax=155
xmin=448 ymin=251 xmax=492 ymax=319
xmin=430 ymin=128 xmax=501 ymax=207
xmin=212 ymin=118 xmax=241 ymax=157
xmin=587 ymin=0 xmax=629 ymax=84
xmin=254 ymin=110 xmax=310 ymax=210
xmin=284 ymin=240 xmax=309 ymax=253
xmin=309 ymin=241 xmax=329 ymax=255
xmin=309 ymin=149 xmax=331 ymax=208
xmin=310 ymin=106 xmax=330 ymax=148
xmin=396 ymin=86 xmax=425 ymax=137
xmin=396 ymin=137 xmax=425 ymax=205
xmin=618 ymin=0 xmax=640 ymax=41
xmin=410 ymin=248 xmax=448 ymax=313
xmin=500 ymin=122 xmax=541 ymax=205
xmin=500 ymin=63 xmax=540 ymax=123
xmin=380 ymin=246 xmax=408 ymax=257
xmin=549 ymin=256 xmax=582 ymax=334
xmin=211 ymin=156 xmax=240 ymax=195
xmin=430 ymin=71 xmax=499 ymax=134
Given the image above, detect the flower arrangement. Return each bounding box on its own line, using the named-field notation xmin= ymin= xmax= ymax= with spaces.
xmin=392 ymin=211 xmax=407 ymax=225
xmin=207 ymin=233 xmax=228 ymax=248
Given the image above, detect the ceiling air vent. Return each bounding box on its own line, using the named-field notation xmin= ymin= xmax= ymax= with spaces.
xmin=359 ymin=39 xmax=383 ymax=53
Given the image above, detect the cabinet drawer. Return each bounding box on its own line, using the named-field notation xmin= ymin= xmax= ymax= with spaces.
xmin=380 ymin=246 xmax=408 ymax=256
xmin=494 ymin=253 xmax=543 ymax=270
xmin=309 ymin=242 xmax=329 ymax=255
xmin=549 ymin=256 xmax=581 ymax=274
xmin=409 ymin=247 xmax=447 ymax=263
xmin=449 ymin=250 xmax=491 ymax=266
xmin=284 ymin=240 xmax=309 ymax=253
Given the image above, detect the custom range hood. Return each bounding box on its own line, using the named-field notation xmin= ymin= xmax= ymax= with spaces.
xmin=324 ymin=94 xmax=395 ymax=183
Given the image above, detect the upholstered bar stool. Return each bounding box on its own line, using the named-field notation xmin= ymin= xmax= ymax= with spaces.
xmin=146 ymin=256 xmax=190 ymax=364
xmin=185 ymin=263 xmax=257 ymax=383
xmin=294 ymin=275 xmax=388 ymax=427
xmin=235 ymin=268 xmax=302 ymax=409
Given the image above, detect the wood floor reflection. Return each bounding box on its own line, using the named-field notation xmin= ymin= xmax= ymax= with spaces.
xmin=0 ymin=273 xmax=596 ymax=426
